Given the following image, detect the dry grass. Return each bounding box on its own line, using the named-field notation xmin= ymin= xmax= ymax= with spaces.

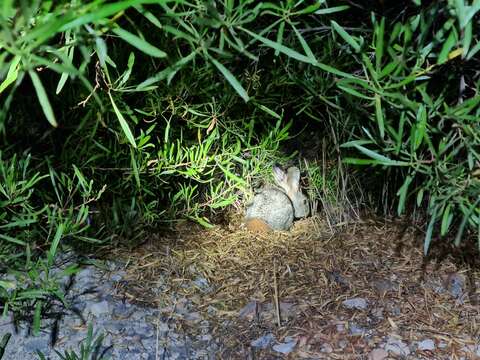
xmin=109 ymin=215 xmax=480 ymax=359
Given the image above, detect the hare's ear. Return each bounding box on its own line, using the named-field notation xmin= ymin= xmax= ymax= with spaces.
xmin=286 ymin=167 xmax=300 ymax=192
xmin=272 ymin=165 xmax=288 ymax=188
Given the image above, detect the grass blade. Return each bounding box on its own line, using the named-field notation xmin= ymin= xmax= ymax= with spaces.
xmin=28 ymin=70 xmax=58 ymax=127
xmin=112 ymin=27 xmax=167 ymax=58
xmin=209 ymin=56 xmax=249 ymax=102
xmin=109 ymin=92 xmax=137 ymax=147
xmin=0 ymin=55 xmax=21 ymax=94
xmin=331 ymin=20 xmax=361 ymax=53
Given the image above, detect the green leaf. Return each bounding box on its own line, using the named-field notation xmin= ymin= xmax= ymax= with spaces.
xmin=0 ymin=280 xmax=16 ymax=291
xmin=342 ymin=141 xmax=409 ymax=166
xmin=60 ymin=0 xmax=173 ymax=31
xmin=209 ymin=56 xmax=249 ymax=102
xmin=314 ymin=5 xmax=349 ymax=15
xmin=0 ymin=233 xmax=26 ymax=246
xmin=48 ymin=223 xmax=64 ymax=267
xmin=375 ymin=94 xmax=385 ymax=138
xmin=56 ymin=45 xmax=75 ymax=94
xmin=112 ymin=27 xmax=167 ymax=58
xmin=0 ymin=55 xmax=21 ymax=94
xmin=33 ymin=301 xmax=42 ymax=336
xmin=375 ymin=18 xmax=385 ymax=71
xmin=136 ymin=50 xmax=196 ymax=89
xmin=424 ymin=206 xmax=438 ymax=255
xmin=462 ymin=21 xmax=472 ymax=57
xmin=189 ymin=215 xmax=214 ymax=229
xmin=239 ymin=27 xmax=355 ymax=78
xmin=331 ymin=20 xmax=361 ymax=52
xmin=396 ymin=175 xmax=412 ymax=215
xmin=28 ymin=70 xmax=58 ymax=127
xmin=240 ymin=26 xmax=315 ymax=64
xmin=108 ymin=92 xmax=137 ymax=147
xmin=437 ymin=30 xmax=457 ymax=64
xmin=130 ymin=147 xmax=141 ymax=188
xmin=274 ymin=21 xmax=285 ymax=57
xmin=440 ymin=203 xmax=453 ymax=236
xmin=122 ymin=52 xmax=136 ymax=86
xmin=337 ymin=83 xmax=373 ymax=100
xmin=454 ymin=198 xmax=480 ymax=246
xmin=291 ymin=23 xmax=316 ymax=61
xmin=413 ymin=105 xmax=427 ymax=151
xmin=255 ymin=103 xmax=282 ymax=119
xmin=467 ymin=40 xmax=480 ymax=60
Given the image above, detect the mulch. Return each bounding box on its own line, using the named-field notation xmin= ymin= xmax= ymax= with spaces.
xmin=110 ymin=215 xmax=480 ymax=359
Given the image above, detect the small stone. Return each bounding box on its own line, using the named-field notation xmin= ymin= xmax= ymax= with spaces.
xmin=157 ymin=322 xmax=169 ymax=332
xmin=239 ymin=301 xmax=257 ymax=319
xmin=24 ymin=337 xmax=50 ymax=353
xmin=349 ymin=322 xmax=366 ymax=336
xmin=369 ymin=348 xmax=388 ymax=360
xmin=88 ymin=300 xmax=110 ymax=317
xmin=134 ymin=324 xmax=155 ymax=338
xmin=279 ymin=302 xmax=296 ymax=318
xmin=320 ymin=343 xmax=333 ymax=353
xmin=193 ymin=277 xmax=209 ymax=290
xmin=251 ymin=333 xmax=275 ymax=349
xmin=384 ymin=337 xmax=410 ymax=356
xmin=371 ymin=307 xmax=384 ymax=319
xmin=272 ymin=338 xmax=297 ymax=354
xmin=343 ymin=297 xmax=368 ymax=310
xmin=445 ymin=273 xmax=465 ymax=299
xmin=326 ymin=270 xmax=349 ymax=287
xmin=184 ymin=312 xmax=201 ymax=322
xmin=201 ymin=334 xmax=213 ymax=342
xmin=110 ymin=271 xmax=126 ymax=282
xmin=373 ymin=280 xmax=396 ymax=294
xmin=112 ymin=302 xmax=135 ymax=318
xmin=461 ymin=344 xmax=480 ymax=356
xmin=417 ymin=339 xmax=435 ymax=351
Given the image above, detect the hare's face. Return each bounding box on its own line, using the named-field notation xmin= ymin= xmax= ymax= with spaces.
xmin=293 ymin=192 xmax=309 ymax=218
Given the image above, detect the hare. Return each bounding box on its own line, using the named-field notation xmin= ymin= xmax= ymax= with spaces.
xmin=245 ymin=165 xmax=309 ymax=231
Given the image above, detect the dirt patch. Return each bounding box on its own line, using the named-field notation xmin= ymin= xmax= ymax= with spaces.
xmin=110 ymin=217 xmax=480 ymax=359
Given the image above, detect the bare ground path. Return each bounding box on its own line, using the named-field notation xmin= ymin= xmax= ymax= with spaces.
xmin=2 ymin=217 xmax=479 ymax=359
xmin=114 ymin=217 xmax=480 ymax=359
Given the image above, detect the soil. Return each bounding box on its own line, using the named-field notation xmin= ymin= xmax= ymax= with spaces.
xmin=108 ymin=215 xmax=480 ymax=359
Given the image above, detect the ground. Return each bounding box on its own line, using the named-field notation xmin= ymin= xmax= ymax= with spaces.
xmin=111 ymin=216 xmax=480 ymax=359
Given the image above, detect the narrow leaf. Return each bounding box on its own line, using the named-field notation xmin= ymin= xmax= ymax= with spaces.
xmin=28 ymin=70 xmax=58 ymax=127
xmin=113 ymin=27 xmax=167 ymax=58
xmin=331 ymin=20 xmax=361 ymax=52
xmin=108 ymin=92 xmax=137 ymax=147
xmin=209 ymin=56 xmax=249 ymax=102
xmin=0 ymin=55 xmax=21 ymax=94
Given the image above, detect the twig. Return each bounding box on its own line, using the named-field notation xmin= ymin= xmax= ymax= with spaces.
xmin=273 ymin=259 xmax=281 ymax=327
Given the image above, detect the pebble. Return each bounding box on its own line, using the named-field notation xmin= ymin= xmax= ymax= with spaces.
xmin=369 ymin=348 xmax=388 ymax=360
xmin=239 ymin=301 xmax=257 ymax=319
xmin=343 ymin=297 xmax=368 ymax=310
xmin=0 ymin=260 xmax=218 ymax=359
xmin=251 ymin=333 xmax=275 ymax=349
xmin=384 ymin=336 xmax=410 ymax=356
xmin=272 ymin=337 xmax=297 ymax=354
xmin=417 ymin=339 xmax=435 ymax=351
xmin=89 ymin=300 xmax=110 ymax=317
xmin=349 ymin=322 xmax=366 ymax=336
xmin=320 ymin=343 xmax=333 ymax=353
